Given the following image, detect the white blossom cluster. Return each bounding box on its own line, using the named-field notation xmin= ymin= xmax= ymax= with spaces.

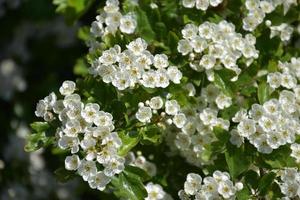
xmin=278 ymin=168 xmax=300 ymax=198
xmin=181 ymin=0 xmax=223 ymax=11
xmin=136 ymin=83 xmax=231 ymax=166
xmin=126 ymin=151 xmax=157 ymax=177
xmin=243 ymin=0 xmax=298 ymax=32
xmin=145 ymin=182 xmax=173 ymax=200
xmin=265 ymin=20 xmax=294 ymax=42
xmin=267 ymin=57 xmax=300 ymax=90
xmin=178 ymin=171 xmax=243 ymax=199
xmin=232 ymin=89 xmax=300 ymax=154
xmin=35 ymin=80 xmax=125 ymax=191
xmin=177 ymin=21 xmax=259 ymax=81
xmin=90 ymin=0 xmax=137 ymax=37
xmin=90 ymin=38 xmax=182 ymax=90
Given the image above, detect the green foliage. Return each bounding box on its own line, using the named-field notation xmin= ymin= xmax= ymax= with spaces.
xmin=53 ymin=0 xmax=95 ymax=24
xmin=112 ymin=167 xmax=148 ymax=200
xmin=225 ymin=144 xmax=252 ymax=180
xmin=25 ymin=122 xmax=53 ymax=152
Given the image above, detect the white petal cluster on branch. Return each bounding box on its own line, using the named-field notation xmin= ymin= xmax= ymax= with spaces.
xmin=178 ymin=171 xmax=243 ymax=199
xmin=35 ymin=80 xmax=125 ymax=191
xmin=90 ymin=0 xmax=137 ymax=37
xmin=243 ymin=0 xmax=298 ymax=32
xmin=90 ymin=38 xmax=182 ymax=90
xmin=177 ymin=21 xmax=259 ymax=81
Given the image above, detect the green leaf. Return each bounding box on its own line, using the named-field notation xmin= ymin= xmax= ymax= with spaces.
xmin=24 ymin=132 xmax=53 ymax=152
xmin=258 ymin=172 xmax=276 ymax=196
xmin=53 ymin=0 xmax=94 ymax=24
xmin=261 ymin=145 xmax=297 ymax=169
xmin=124 ymin=165 xmax=151 ymax=182
xmin=236 ymin=186 xmax=251 ymax=200
xmin=118 ymin=131 xmax=140 ymax=156
xmin=225 ymin=144 xmax=252 ymax=179
xmin=112 ymin=171 xmax=147 ymax=200
xmin=257 ymin=81 xmax=270 ymax=104
xmin=213 ymin=127 xmax=230 ymax=144
xmin=73 ymin=58 xmax=88 ymax=76
xmin=77 ymin=26 xmax=91 ymax=42
xmin=214 ymin=71 xmax=234 ymax=97
xmin=167 ymin=31 xmax=179 ymax=53
xmin=141 ymin=125 xmax=163 ymax=145
xmin=135 ymin=6 xmax=156 ymax=42
xmin=30 ymin=122 xmax=50 ymax=132
xmin=54 ymin=167 xmax=76 ymax=182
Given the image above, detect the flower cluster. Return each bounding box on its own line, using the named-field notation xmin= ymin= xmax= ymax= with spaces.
xmin=267 ymin=57 xmax=300 ymax=90
xmin=266 ymin=21 xmax=294 ymax=42
xmin=136 ymin=84 xmax=231 ymax=166
xmin=278 ymin=168 xmax=300 ymax=198
xmin=126 ymin=151 xmax=157 ymax=177
xmin=90 ymin=0 xmax=137 ymax=37
xmin=145 ymin=182 xmax=173 ymax=200
xmin=181 ymin=0 xmax=223 ymax=11
xmin=177 ymin=21 xmax=258 ymax=81
xmin=35 ymin=81 xmax=125 ymax=191
xmin=90 ymin=38 xmax=182 ymax=90
xmin=232 ymin=90 xmax=300 ymax=153
xmin=243 ymin=0 xmax=298 ymax=32
xmin=178 ymin=171 xmax=243 ymax=199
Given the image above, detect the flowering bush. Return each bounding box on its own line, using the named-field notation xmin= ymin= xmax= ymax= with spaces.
xmin=25 ymin=0 xmax=300 ymax=199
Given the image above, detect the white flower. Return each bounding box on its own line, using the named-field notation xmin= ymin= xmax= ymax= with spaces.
xmin=88 ymin=172 xmax=111 ymax=191
xmin=267 ymin=72 xmax=282 ymax=89
xmin=191 ymin=36 xmax=207 ymax=53
xmin=103 ymin=156 xmax=125 ymax=176
xmin=177 ymin=39 xmax=193 ymax=55
xmin=215 ymin=93 xmax=232 ymax=109
xmin=230 ymin=129 xmax=244 ymax=147
xmin=155 ymin=70 xmax=170 ymax=88
xmin=126 ymin=38 xmax=148 ymax=55
xmin=145 ymin=182 xmax=166 ymax=200
xmin=196 ymin=0 xmax=209 ymax=10
xmin=291 ymin=143 xmax=300 ymax=163
xmin=167 ymin=66 xmax=182 ymax=84
xmin=35 ymin=100 xmax=48 ymax=118
xmin=81 ymin=103 xmax=100 ymax=123
xmin=59 ymin=80 xmax=76 ymax=96
xmin=182 ymin=24 xmax=198 ymax=40
xmin=99 ymin=48 xmax=119 ymax=66
xmin=232 ymin=109 xmax=248 ymax=123
xmin=173 ymin=113 xmax=187 ymax=128
xmin=63 ymin=120 xmax=81 ymax=137
xmin=182 ymin=0 xmax=196 ymax=8
xmin=136 ymin=106 xmax=152 ymax=123
xmin=237 ymin=119 xmax=256 ymax=137
xmin=258 ymin=116 xmax=276 ymax=133
xmin=217 ymin=180 xmax=235 ymax=199
xmin=94 ymin=111 xmax=114 ymax=128
xmin=199 ymin=108 xmax=218 ymax=126
xmin=175 ymin=132 xmax=191 ymax=149
xmin=184 ymin=173 xmax=202 ymax=195
xmin=58 ymin=135 xmax=79 ymax=153
xmin=149 ymin=96 xmax=164 ymax=110
xmin=119 ymin=14 xmax=137 ymax=34
xmin=249 ymin=104 xmax=263 ymax=121
xmin=65 ymin=155 xmax=81 ymax=170
xmin=210 ymin=0 xmax=223 ymax=7
xmin=78 ymin=160 xmax=97 ymax=181
xmin=281 ymin=73 xmax=297 ymax=89
xmin=199 ymin=55 xmax=216 ymax=70
xmin=165 ymin=100 xmax=180 ymax=116
xmin=263 ymin=99 xmax=279 ymax=115
xmin=154 ymin=54 xmax=169 ymax=69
